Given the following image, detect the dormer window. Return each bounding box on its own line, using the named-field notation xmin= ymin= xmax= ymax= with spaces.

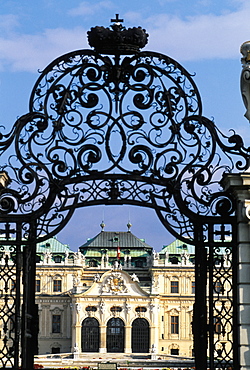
xmin=54 ymin=255 xmax=62 ymax=263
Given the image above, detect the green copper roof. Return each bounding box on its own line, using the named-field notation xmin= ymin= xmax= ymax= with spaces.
xmin=159 ymin=239 xmax=195 ymax=255
xmin=83 ymin=249 xmax=148 ymax=258
xmin=80 ymin=231 xmax=152 ymax=250
xmin=36 ymin=237 xmax=72 ymax=254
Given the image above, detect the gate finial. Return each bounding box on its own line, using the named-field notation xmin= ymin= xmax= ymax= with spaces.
xmin=100 ymin=221 xmax=105 ymax=231
xmin=111 ymin=14 xmax=124 ymax=24
xmin=87 ymin=16 xmax=148 ymax=55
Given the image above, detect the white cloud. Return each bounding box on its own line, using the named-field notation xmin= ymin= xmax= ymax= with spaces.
xmin=0 ymin=0 xmax=250 ymax=72
xmin=68 ymin=1 xmax=114 ymax=16
xmin=143 ymin=0 xmax=250 ymax=60
xmin=0 ymin=27 xmax=89 ymax=72
xmin=0 ymin=14 xmax=20 ymax=35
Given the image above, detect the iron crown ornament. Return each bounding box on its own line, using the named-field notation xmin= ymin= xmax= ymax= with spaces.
xmin=87 ymin=14 xmax=148 ymax=55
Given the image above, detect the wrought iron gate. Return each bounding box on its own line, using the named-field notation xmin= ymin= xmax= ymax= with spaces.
xmin=107 ymin=318 xmax=125 ymax=353
xmin=81 ymin=317 xmax=100 ymax=352
xmin=132 ymin=318 xmax=149 ymax=353
xmin=0 ymin=15 xmax=248 ymax=369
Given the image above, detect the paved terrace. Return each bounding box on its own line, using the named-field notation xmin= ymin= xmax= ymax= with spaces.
xmin=34 ymin=353 xmax=196 ymax=369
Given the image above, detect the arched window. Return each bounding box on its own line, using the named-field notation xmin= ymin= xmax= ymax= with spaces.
xmin=132 ymin=318 xmax=149 ymax=353
xmin=170 ymin=256 xmax=179 ymax=264
xmin=81 ymin=317 xmax=99 ymax=352
xmin=106 ymin=318 xmax=124 ymax=353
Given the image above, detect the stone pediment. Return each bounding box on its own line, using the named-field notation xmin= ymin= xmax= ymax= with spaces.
xmin=81 ymin=269 xmax=148 ymax=297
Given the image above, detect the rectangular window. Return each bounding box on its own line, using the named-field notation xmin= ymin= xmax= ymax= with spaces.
xmin=192 ymin=281 xmax=195 ymax=294
xmin=54 ymin=256 xmax=62 ymax=263
xmin=53 ymin=280 xmax=62 ymax=292
xmin=52 ymin=315 xmax=61 ymax=333
xmin=10 ymin=281 xmax=15 ymax=292
xmin=214 ymin=317 xmax=221 ymax=334
xmin=171 ymin=316 xmax=179 ymax=334
xmin=36 ymin=280 xmax=41 ymax=293
xmin=214 ymin=280 xmax=222 ymax=293
xmin=52 ymin=347 xmax=60 ymax=354
xmin=171 ymin=348 xmax=179 ymax=355
xmin=171 ymin=281 xmax=179 ymax=293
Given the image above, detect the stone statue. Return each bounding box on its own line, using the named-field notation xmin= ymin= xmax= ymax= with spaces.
xmin=75 ymin=303 xmax=81 ymax=313
xmin=73 ymin=343 xmax=79 ymax=353
xmin=130 ymin=273 xmax=139 ymax=282
xmin=100 ymin=301 xmax=105 ymax=314
xmin=94 ymin=273 xmax=101 ymax=282
xmin=240 ymin=41 xmax=250 ymax=121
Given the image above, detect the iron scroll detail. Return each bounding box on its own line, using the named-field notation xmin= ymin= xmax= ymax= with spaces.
xmin=0 ymin=49 xmax=249 ymax=242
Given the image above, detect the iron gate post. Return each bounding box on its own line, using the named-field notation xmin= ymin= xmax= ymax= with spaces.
xmin=21 ymin=221 xmax=38 ymax=370
xmin=194 ymin=225 xmax=208 ymax=370
xmin=13 ymin=224 xmax=22 ymax=369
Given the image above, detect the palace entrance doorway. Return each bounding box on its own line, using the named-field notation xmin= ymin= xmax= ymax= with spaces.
xmin=132 ymin=318 xmax=150 ymax=353
xmin=81 ymin=318 xmax=100 ymax=352
xmin=107 ymin=318 xmax=125 ymax=353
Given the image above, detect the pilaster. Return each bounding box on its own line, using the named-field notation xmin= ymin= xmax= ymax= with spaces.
xmin=222 ymin=173 xmax=250 ymax=370
xmin=99 ymin=325 xmax=107 ymax=353
xmin=124 ymin=325 xmax=132 ymax=353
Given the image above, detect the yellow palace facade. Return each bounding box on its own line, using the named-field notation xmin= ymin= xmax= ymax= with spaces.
xmin=34 ymin=226 xmax=196 ymax=357
xmin=0 ymin=225 xmax=230 ymax=359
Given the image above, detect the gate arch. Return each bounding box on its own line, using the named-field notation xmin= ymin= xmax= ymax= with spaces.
xmin=0 ymin=16 xmax=248 ymax=369
xmin=81 ymin=317 xmax=100 ymax=352
xmin=132 ymin=318 xmax=149 ymax=353
xmin=106 ymin=317 xmax=125 ymax=353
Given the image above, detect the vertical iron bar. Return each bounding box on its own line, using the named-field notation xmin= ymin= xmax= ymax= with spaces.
xmin=14 ymin=222 xmax=22 ymax=369
xmin=194 ymin=223 xmax=208 ymax=370
xmin=208 ymin=224 xmax=214 ymax=370
xmin=21 ymin=220 xmax=37 ymax=370
xmin=232 ymin=219 xmax=239 ymax=370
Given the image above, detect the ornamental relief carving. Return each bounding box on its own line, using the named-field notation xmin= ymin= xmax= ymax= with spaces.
xmin=101 ymin=272 xmax=128 ymax=295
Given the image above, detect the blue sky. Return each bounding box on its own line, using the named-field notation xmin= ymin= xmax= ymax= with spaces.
xmin=0 ymin=0 xmax=250 ymax=251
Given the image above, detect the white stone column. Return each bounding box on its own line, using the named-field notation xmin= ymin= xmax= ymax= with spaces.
xmin=149 ymin=300 xmax=159 ymax=353
xmin=222 ymin=173 xmax=250 ymax=370
xmin=99 ymin=325 xmax=107 ymax=353
xmin=124 ymin=325 xmax=132 ymax=353
xmin=128 ymin=255 xmax=132 ymax=268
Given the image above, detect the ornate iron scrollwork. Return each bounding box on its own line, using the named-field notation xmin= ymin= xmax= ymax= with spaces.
xmin=0 ymin=48 xmax=249 ymax=243
xmin=0 ymin=16 xmax=248 ymax=369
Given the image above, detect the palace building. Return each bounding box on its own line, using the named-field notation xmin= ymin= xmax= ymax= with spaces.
xmin=34 ymin=224 xmax=196 ymax=357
